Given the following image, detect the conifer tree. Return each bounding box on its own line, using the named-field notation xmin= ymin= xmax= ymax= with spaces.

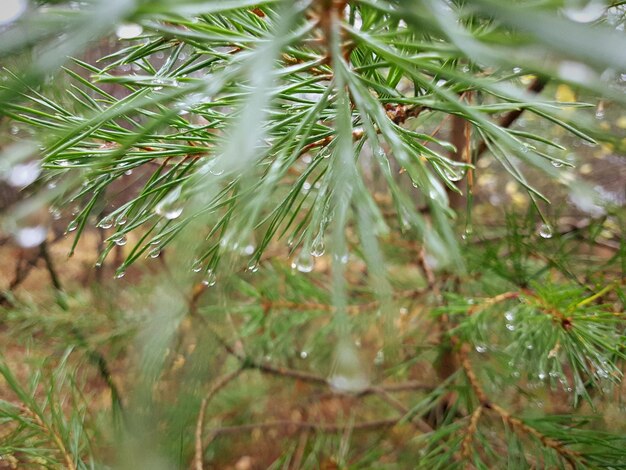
xmin=0 ymin=1 xmax=625 ymax=468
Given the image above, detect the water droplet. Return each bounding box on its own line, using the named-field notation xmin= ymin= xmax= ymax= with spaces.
xmin=243 ymin=244 xmax=255 ymax=256
xmin=97 ymin=216 xmax=113 ymax=229
xmin=291 ymin=249 xmax=314 ymax=273
xmin=209 ymin=165 xmax=224 ymax=176
xmin=49 ymin=207 xmax=62 ymax=220
xmin=538 ymin=372 xmax=547 ymax=380
xmin=475 ymin=345 xmax=487 ymax=353
xmin=301 ymin=181 xmax=311 ymax=193
xmin=67 ymin=220 xmax=78 ymax=232
xmin=155 ymin=186 xmax=184 ymax=220
xmin=538 ymin=223 xmax=553 ymax=239
xmin=310 ymin=233 xmax=325 ymax=257
xmin=5 ymin=161 xmax=40 ymax=188
xmin=505 ymin=310 xmax=515 ymax=322
xmin=191 ymin=259 xmax=203 ymax=272
xmin=562 ymin=0 xmax=606 ymax=23
xmin=201 ymin=270 xmax=217 ymax=287
xmin=247 ymin=260 xmax=259 ymax=273
xmin=505 ymin=323 xmax=516 ymax=331
xmin=116 ymin=23 xmax=143 ymax=39
xmin=116 ymin=214 xmax=127 ymax=226
xmin=0 ymin=0 xmax=27 ymax=25
xmin=55 ymin=159 xmax=71 ymax=167
xmin=114 ymin=270 xmax=126 ymax=279
xmin=14 ymin=225 xmax=47 ymax=248
xmin=328 ymin=339 xmax=370 ymax=393
xmin=551 ymin=160 xmax=563 ymax=168
xmin=124 ymin=169 xmax=133 ymax=176
xmin=595 ymin=102 xmax=605 ymax=119
xmin=149 ymin=248 xmax=161 ymax=258
xmin=462 ymin=225 xmax=473 ymax=240
xmin=374 ymin=350 xmax=385 ymax=366
xmin=111 ymin=234 xmax=126 ymax=246
xmin=444 ymin=168 xmax=464 ymax=182
xmin=299 ymin=351 xmax=308 ymax=359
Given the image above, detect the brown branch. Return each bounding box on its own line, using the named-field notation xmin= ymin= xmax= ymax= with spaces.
xmin=369 ymin=386 xmax=433 ymax=434
xmin=461 ymin=406 xmax=483 ymax=465
xmin=217 ymin=332 xmax=433 ymax=394
xmin=212 ymin=417 xmax=399 ymax=436
xmin=261 ymin=288 xmax=423 ymax=316
xmin=521 ymin=289 xmax=573 ymax=330
xmin=459 ymin=342 xmax=582 ymax=468
xmin=458 ymin=343 xmax=489 ymax=405
xmin=466 ymin=291 xmax=520 ymax=316
xmin=489 ymin=403 xmax=581 ymax=469
xmin=18 ymin=404 xmax=76 ymax=470
xmin=194 ymin=368 xmax=243 ymax=470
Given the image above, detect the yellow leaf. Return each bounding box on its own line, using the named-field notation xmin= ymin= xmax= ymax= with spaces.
xmin=555 ymin=84 xmax=576 ymax=104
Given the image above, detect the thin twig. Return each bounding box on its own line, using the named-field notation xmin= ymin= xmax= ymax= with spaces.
xmin=460 ymin=342 xmax=582 ymax=468
xmin=489 ymin=403 xmax=581 ymax=469
xmin=461 ymin=406 xmax=483 ymax=465
xmin=212 ymin=417 xmax=399 ymax=435
xmin=18 ymin=404 xmax=76 ymax=470
xmin=194 ymin=368 xmax=243 ymax=470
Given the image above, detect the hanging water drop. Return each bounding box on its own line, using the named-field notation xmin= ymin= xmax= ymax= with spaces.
xmin=191 ymin=259 xmax=203 ymax=272
xmin=155 ymin=186 xmax=184 ymax=220
xmin=97 ymin=216 xmax=113 ymax=229
xmin=149 ymin=248 xmax=161 ymax=259
xmin=561 ymin=0 xmax=606 ymax=23
xmin=116 ymin=23 xmax=143 ymax=39
xmin=67 ymin=220 xmax=78 ymax=232
xmin=311 ymin=233 xmax=325 ymax=257
xmin=551 ymin=160 xmax=563 ymax=168
xmin=247 ymin=260 xmax=259 ymax=273
xmin=538 ymin=223 xmax=553 ymax=239
xmin=6 ymin=161 xmax=40 ymax=188
xmin=209 ymin=165 xmax=224 ymax=176
xmin=0 ymin=0 xmax=27 ymax=25
xmin=291 ymin=249 xmax=314 ymax=273
xmin=201 ymin=269 xmax=217 ymax=287
xmin=114 ymin=235 xmax=127 ymax=246
xmin=374 ymin=350 xmax=385 ymax=366
xmin=114 ymin=270 xmax=126 ymax=279
xmin=444 ymin=168 xmax=464 ymax=182
xmin=475 ymin=345 xmax=487 ymax=353
xmin=14 ymin=225 xmax=47 ymax=248
xmin=49 ymin=207 xmax=62 ymax=220
xmin=328 ymin=339 xmax=370 ymax=393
